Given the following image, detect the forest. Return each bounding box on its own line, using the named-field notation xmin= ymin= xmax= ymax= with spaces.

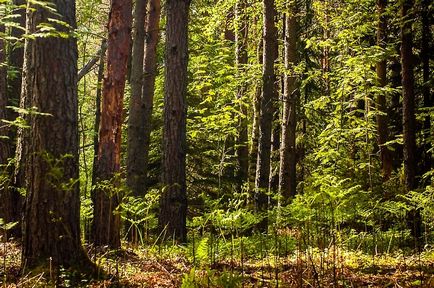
xmin=0 ymin=0 xmax=433 ymax=286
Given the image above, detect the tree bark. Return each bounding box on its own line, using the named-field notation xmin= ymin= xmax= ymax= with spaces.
xmin=159 ymin=0 xmax=190 ymax=243
xmin=401 ymin=0 xmax=421 ymax=243
xmin=141 ymin=0 xmax=161 ymax=191
xmin=20 ymin=0 xmax=94 ymax=271
xmin=92 ymin=0 xmax=132 ymax=248
xmin=127 ymin=0 xmax=148 ymax=198
xmin=254 ymin=0 xmax=278 ymax=231
xmin=279 ymin=6 xmax=298 ymax=200
xmin=376 ymin=0 xmax=392 ymax=181
xmin=235 ymin=0 xmax=249 ymax=189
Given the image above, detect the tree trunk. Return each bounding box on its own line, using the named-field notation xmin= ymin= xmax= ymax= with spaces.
xmin=127 ymin=0 xmax=148 ymax=198
xmin=92 ymin=0 xmax=132 ymax=248
xmin=235 ymin=0 xmax=249 ymax=189
xmin=88 ymin=40 xmax=106 ymax=241
xmin=141 ymin=0 xmax=161 ymax=190
xmin=401 ymin=0 xmax=421 ymax=243
xmin=376 ymin=0 xmax=392 ymax=181
xmin=279 ymin=6 xmax=298 ymax=200
xmin=249 ymin=40 xmax=262 ymax=189
xmin=159 ymin=0 xmax=190 ymax=243
xmin=20 ymin=0 xmax=94 ymax=271
xmin=254 ymin=0 xmax=278 ymax=231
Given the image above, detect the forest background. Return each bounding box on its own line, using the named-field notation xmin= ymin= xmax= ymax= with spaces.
xmin=0 ymin=0 xmax=433 ymax=286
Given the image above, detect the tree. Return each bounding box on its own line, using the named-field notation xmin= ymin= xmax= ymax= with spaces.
xmin=400 ymin=0 xmax=421 ymax=242
xmin=19 ymin=0 xmax=94 ymax=270
xmin=279 ymin=3 xmax=298 ymax=200
xmin=141 ymin=0 xmax=161 ymax=187
xmin=127 ymin=0 xmax=148 ymax=198
xmin=92 ymin=0 xmax=132 ymax=248
xmin=375 ymin=0 xmax=392 ymax=181
xmin=235 ymin=0 xmax=249 ymax=188
xmin=254 ymin=0 xmax=278 ymax=231
xmin=158 ymin=0 xmax=190 ymax=243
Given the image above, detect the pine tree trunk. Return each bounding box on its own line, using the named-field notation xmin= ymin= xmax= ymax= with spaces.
xmin=235 ymin=0 xmax=249 ymax=188
xmin=401 ymin=0 xmax=421 ymax=243
xmin=20 ymin=0 xmax=94 ymax=271
xmin=255 ymin=0 xmax=278 ymax=231
xmin=141 ymin=0 xmax=161 ymax=191
xmin=279 ymin=7 xmax=298 ymax=200
xmin=376 ymin=0 xmax=392 ymax=181
xmin=88 ymin=40 xmax=105 ymax=241
xmin=92 ymin=0 xmax=132 ymax=248
xmin=159 ymin=0 xmax=190 ymax=243
xmin=127 ymin=0 xmax=148 ymax=198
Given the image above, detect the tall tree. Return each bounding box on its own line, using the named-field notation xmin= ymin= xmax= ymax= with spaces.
xmin=141 ymin=0 xmax=161 ymax=190
xmin=376 ymin=0 xmax=392 ymax=180
xmin=254 ymin=0 xmax=278 ymax=231
xmin=19 ymin=0 xmax=94 ymax=270
xmin=235 ymin=0 xmax=249 ymax=188
xmin=279 ymin=4 xmax=298 ymax=199
xmin=127 ymin=0 xmax=148 ymax=198
xmin=401 ymin=0 xmax=421 ymax=242
xmin=92 ymin=0 xmax=132 ymax=248
xmin=158 ymin=0 xmax=190 ymax=242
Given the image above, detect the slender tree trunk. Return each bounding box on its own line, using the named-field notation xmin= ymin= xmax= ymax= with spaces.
xmin=88 ymin=40 xmax=105 ymax=241
xmin=235 ymin=0 xmax=249 ymax=189
xmin=249 ymin=40 xmax=262 ymax=189
xmin=141 ymin=0 xmax=161 ymax=190
xmin=255 ymin=0 xmax=278 ymax=231
xmin=92 ymin=0 xmax=132 ymax=248
xmin=279 ymin=6 xmax=298 ymax=200
xmin=376 ymin=0 xmax=392 ymax=181
xmin=127 ymin=0 xmax=147 ymax=198
xmin=20 ymin=0 xmax=94 ymax=271
xmin=389 ymin=54 xmax=402 ymax=170
xmin=401 ymin=0 xmax=421 ymax=243
xmin=158 ymin=0 xmax=190 ymax=243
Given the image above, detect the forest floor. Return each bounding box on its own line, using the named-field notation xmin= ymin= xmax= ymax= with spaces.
xmin=1 ymin=241 xmax=434 ymax=287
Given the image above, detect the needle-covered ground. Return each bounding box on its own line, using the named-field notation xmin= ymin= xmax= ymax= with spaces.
xmin=1 ymin=241 xmax=434 ymax=287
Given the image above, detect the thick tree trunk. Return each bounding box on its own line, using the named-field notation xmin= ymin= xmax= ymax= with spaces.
xmin=127 ymin=0 xmax=148 ymax=198
xmin=20 ymin=0 xmax=94 ymax=271
xmin=159 ymin=0 xmax=190 ymax=243
xmin=279 ymin=7 xmax=298 ymax=200
xmin=376 ymin=0 xmax=392 ymax=181
xmin=254 ymin=0 xmax=278 ymax=231
xmin=401 ymin=0 xmax=421 ymax=243
xmin=92 ymin=0 xmax=132 ymax=248
xmin=235 ymin=0 xmax=249 ymax=188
